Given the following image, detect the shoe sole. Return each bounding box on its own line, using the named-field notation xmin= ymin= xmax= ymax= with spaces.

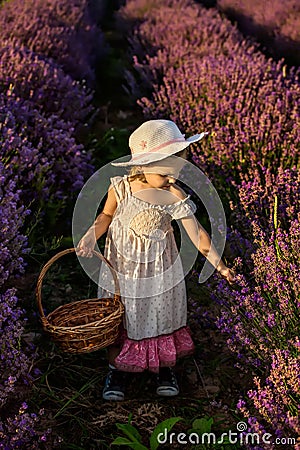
xmin=156 ymin=386 xmax=179 ymax=397
xmin=102 ymin=391 xmax=125 ymax=401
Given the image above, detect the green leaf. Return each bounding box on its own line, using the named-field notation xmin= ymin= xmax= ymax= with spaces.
xmin=150 ymin=417 xmax=182 ymax=450
xmin=219 ymin=435 xmax=232 ymax=445
xmin=116 ymin=423 xmax=143 ymax=442
xmin=191 ymin=417 xmax=214 ymax=434
xmin=111 ymin=437 xmax=148 ymax=449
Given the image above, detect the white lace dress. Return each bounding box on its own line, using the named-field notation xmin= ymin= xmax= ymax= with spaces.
xmin=98 ymin=175 xmax=196 ymax=372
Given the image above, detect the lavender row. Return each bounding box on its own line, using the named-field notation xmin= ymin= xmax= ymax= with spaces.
xmin=0 ymin=165 xmax=49 ymax=447
xmin=119 ymin=0 xmax=260 ymax=96
xmin=0 ymin=0 xmax=107 ymax=446
xmin=118 ymin=1 xmax=300 ymax=179
xmin=217 ymin=0 xmax=300 ymax=67
xmin=1 ymin=92 xmax=93 ymax=206
xmin=0 ymin=41 xmax=95 ymax=126
xmin=119 ymin=0 xmax=300 ymax=255
xmin=0 ymin=164 xmax=40 ymax=445
xmin=206 ymin=138 xmax=299 ymax=442
xmin=118 ymin=0 xmax=300 ymax=441
xmin=0 ymin=0 xmax=106 ymax=87
xmin=0 ymin=0 xmax=106 ymax=207
xmin=0 ymin=163 xmax=29 ymax=289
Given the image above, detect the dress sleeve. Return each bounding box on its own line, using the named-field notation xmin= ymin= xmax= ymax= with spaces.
xmin=110 ymin=176 xmax=125 ymax=204
xmin=167 ymin=195 xmax=197 ymax=220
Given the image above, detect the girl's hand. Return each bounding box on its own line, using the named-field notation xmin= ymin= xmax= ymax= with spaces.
xmin=76 ymin=231 xmax=96 ymax=258
xmin=218 ymin=266 xmax=236 ymax=285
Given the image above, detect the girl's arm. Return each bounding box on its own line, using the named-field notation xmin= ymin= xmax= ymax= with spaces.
xmin=169 ymin=183 xmax=234 ymax=284
xmin=76 ymin=184 xmax=117 ymax=258
xmin=180 ymin=214 xmax=235 ymax=283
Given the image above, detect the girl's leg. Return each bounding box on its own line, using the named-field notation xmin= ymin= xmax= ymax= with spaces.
xmin=103 ymin=345 xmax=126 ymax=401
xmin=107 ymin=344 xmax=121 ymax=365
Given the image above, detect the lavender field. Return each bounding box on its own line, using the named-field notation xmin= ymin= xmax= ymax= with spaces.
xmin=0 ymin=0 xmax=102 ymax=446
xmin=1 ymin=0 xmax=299 ymax=448
xmin=216 ymin=0 xmax=300 ymax=67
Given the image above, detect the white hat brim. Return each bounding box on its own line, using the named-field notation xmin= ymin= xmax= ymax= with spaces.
xmin=186 ymin=132 xmax=208 ymax=143
xmin=111 ymin=132 xmax=208 ymax=167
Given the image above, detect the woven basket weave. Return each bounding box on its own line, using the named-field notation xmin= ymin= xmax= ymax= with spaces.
xmin=36 ymin=248 xmax=124 ymax=354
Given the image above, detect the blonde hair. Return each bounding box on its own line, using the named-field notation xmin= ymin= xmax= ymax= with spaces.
xmin=127 ymin=149 xmax=188 ymax=183
xmin=128 ymin=166 xmax=147 ymax=183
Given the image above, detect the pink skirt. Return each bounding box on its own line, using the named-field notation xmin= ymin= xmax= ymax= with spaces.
xmin=113 ymin=326 xmax=195 ymax=373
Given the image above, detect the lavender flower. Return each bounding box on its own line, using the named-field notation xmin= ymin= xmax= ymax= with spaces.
xmin=0 ymin=0 xmax=106 ymax=86
xmin=217 ymin=0 xmax=300 ymax=67
xmin=0 ymin=41 xmax=95 ymax=126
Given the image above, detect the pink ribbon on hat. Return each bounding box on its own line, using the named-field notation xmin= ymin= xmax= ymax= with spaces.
xmin=131 ymin=137 xmax=186 ymax=162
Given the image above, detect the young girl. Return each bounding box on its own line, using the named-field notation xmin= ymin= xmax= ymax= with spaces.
xmin=77 ymin=119 xmax=235 ymax=401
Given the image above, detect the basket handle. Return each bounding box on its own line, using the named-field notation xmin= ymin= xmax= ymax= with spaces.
xmin=36 ymin=248 xmax=120 ymax=325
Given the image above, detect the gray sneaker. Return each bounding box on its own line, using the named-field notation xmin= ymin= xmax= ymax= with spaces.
xmin=102 ymin=368 xmax=126 ymax=401
xmin=156 ymin=367 xmax=179 ymax=397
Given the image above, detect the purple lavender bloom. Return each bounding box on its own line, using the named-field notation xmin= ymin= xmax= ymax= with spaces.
xmin=0 ymin=0 xmax=107 ymax=87
xmin=0 ymin=41 xmax=95 ymax=127
xmin=217 ymin=0 xmax=300 ymax=67
xmin=1 ymin=92 xmax=93 ymax=205
xmin=0 ymin=1 xmax=108 ymax=446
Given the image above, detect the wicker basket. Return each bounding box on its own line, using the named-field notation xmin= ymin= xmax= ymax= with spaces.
xmin=36 ymin=248 xmax=124 ymax=354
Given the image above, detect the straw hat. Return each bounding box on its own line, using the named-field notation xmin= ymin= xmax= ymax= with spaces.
xmin=111 ymin=119 xmax=208 ymax=167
